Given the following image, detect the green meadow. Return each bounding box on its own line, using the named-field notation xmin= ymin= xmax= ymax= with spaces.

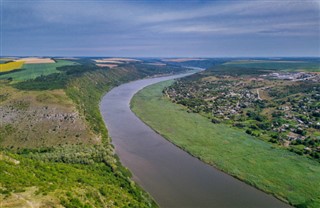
xmin=223 ymin=60 xmax=320 ymax=72
xmin=0 ymin=60 xmax=77 ymax=82
xmin=131 ymin=80 xmax=320 ymax=208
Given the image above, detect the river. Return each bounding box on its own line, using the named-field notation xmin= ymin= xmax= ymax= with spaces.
xmin=100 ymin=73 xmax=290 ymax=208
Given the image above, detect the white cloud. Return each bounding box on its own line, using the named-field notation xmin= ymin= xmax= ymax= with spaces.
xmin=2 ymin=0 xmax=319 ymax=56
xmin=6 ymin=0 xmax=317 ymax=35
xmin=133 ymin=0 xmax=319 ymax=23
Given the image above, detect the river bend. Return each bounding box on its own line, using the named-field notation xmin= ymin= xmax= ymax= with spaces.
xmin=100 ymin=74 xmax=290 ymax=208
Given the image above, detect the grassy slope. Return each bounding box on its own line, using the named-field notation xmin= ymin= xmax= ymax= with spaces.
xmin=0 ymin=151 xmax=154 ymax=208
xmin=0 ymin=66 xmax=160 ymax=207
xmin=0 ymin=84 xmax=95 ymax=149
xmin=0 ymin=60 xmax=77 ymax=81
xmin=131 ymin=80 xmax=320 ymax=208
xmin=65 ymin=64 xmax=185 ymax=140
xmin=1 ymin=63 xmax=186 ymax=207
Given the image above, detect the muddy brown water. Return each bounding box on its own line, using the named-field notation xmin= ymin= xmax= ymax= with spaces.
xmin=100 ymin=74 xmax=291 ymax=208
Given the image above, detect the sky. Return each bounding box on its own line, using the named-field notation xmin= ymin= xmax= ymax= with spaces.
xmin=1 ymin=0 xmax=320 ymax=57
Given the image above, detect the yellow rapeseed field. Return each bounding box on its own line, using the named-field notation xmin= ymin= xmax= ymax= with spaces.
xmin=0 ymin=61 xmax=24 ymax=73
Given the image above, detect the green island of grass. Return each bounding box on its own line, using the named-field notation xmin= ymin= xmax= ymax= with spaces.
xmin=131 ymin=80 xmax=320 ymax=208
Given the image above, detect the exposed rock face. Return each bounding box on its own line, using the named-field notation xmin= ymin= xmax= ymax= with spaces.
xmin=0 ymin=88 xmax=95 ymax=148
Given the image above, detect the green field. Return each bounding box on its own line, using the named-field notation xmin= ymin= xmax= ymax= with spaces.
xmin=131 ymin=80 xmax=320 ymax=208
xmin=223 ymin=60 xmax=320 ymax=72
xmin=0 ymin=60 xmax=77 ymax=81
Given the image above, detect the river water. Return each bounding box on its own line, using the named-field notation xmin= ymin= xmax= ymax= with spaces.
xmin=100 ymin=74 xmax=290 ymax=208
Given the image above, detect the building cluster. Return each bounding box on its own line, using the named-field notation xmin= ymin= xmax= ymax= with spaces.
xmin=263 ymin=72 xmax=320 ymax=81
xmin=166 ymin=76 xmax=320 ymax=159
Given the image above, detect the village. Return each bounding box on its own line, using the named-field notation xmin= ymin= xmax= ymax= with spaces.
xmin=166 ymin=72 xmax=320 ymax=160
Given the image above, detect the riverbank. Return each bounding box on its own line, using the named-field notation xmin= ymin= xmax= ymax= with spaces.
xmin=131 ymin=80 xmax=320 ymax=208
xmin=101 ymin=75 xmax=289 ymax=208
xmin=1 ymin=60 xmax=188 ymax=207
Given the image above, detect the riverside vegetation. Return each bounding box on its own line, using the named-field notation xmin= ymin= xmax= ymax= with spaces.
xmin=165 ymin=59 xmax=320 ymax=160
xmin=131 ymin=58 xmax=320 ymax=208
xmin=0 ymin=57 xmax=186 ymax=207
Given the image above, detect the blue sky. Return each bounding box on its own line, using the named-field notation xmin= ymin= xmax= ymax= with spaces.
xmin=1 ymin=0 xmax=320 ymax=57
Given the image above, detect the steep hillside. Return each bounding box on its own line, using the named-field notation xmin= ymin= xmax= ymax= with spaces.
xmin=0 ymin=59 xmax=186 ymax=207
xmin=0 ymin=84 xmax=94 ymax=148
